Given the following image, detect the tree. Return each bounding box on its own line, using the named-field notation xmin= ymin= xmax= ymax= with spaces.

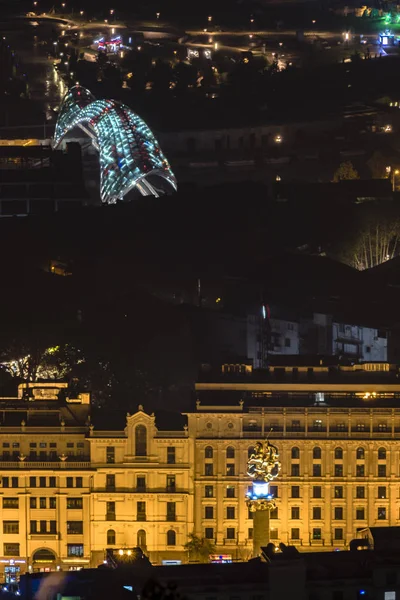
xmin=351 ymin=217 xmax=400 ymax=270
xmin=184 ymin=533 xmax=215 ymax=563
xmin=333 ymin=161 xmax=359 ymax=182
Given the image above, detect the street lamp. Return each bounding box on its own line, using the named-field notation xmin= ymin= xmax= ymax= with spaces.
xmin=393 ymin=169 xmax=399 ymax=191
xmin=208 ymin=15 xmax=212 ymax=22
xmin=80 ymin=10 xmax=84 ymax=15
xmin=156 ymin=12 xmax=160 ymax=18
xmin=61 ymin=3 xmax=66 ymax=7
xmin=110 ymin=8 xmax=114 ymax=14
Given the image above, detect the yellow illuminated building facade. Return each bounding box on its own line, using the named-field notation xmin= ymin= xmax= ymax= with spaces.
xmin=1 ymin=364 xmax=400 ymax=579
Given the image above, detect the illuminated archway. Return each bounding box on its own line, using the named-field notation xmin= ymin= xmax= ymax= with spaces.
xmin=53 ymin=86 xmax=177 ymax=203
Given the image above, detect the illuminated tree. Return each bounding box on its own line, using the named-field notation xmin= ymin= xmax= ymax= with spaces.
xmin=333 ymin=161 xmax=359 ymax=182
xmin=184 ymin=533 xmax=215 ymax=563
xmin=351 ymin=218 xmax=400 ymax=270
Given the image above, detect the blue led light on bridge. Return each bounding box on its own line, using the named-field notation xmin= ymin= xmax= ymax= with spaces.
xmin=53 ymin=85 xmax=177 ymax=203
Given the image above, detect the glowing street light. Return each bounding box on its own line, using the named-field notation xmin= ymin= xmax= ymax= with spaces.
xmin=61 ymin=2 xmax=66 ymax=7
xmin=274 ymin=134 xmax=282 ymax=143
xmin=111 ymin=27 xmax=115 ymax=34
xmin=33 ymin=1 xmax=37 ymax=6
xmin=156 ymin=12 xmax=160 ymax=18
xmin=110 ymin=8 xmax=114 ymax=14
xmin=80 ymin=10 xmax=84 ymax=15
xmin=214 ymin=42 xmax=218 ymax=50
xmin=208 ymin=15 xmax=212 ymax=22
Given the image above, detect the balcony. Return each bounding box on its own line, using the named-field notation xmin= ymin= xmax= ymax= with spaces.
xmin=137 ymin=514 xmax=146 ymax=522
xmin=29 ymin=533 xmax=59 ymax=540
xmin=286 ymin=427 xmax=305 ymax=433
xmin=166 ymin=515 xmax=176 ymax=522
xmin=223 ymin=538 xmax=238 ymax=544
xmin=0 ymin=460 xmax=91 ymax=469
xmin=106 ymin=513 xmax=116 ymax=521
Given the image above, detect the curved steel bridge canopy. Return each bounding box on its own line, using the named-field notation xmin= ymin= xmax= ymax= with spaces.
xmin=53 ymin=86 xmax=177 ymax=203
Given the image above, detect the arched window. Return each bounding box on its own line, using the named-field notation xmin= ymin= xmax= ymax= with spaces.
xmin=378 ymin=447 xmax=386 ymax=460
xmin=248 ymin=446 xmax=254 ymax=458
xmin=167 ymin=530 xmax=176 ymax=546
xmin=356 ymin=447 xmax=365 ymax=460
xmin=291 ymin=447 xmax=300 ymax=459
xmin=313 ymin=447 xmax=322 ymax=459
xmin=205 ymin=446 xmax=213 ymax=459
xmin=226 ymin=446 xmax=235 ymax=459
xmin=107 ymin=529 xmax=116 ymax=545
xmin=137 ymin=529 xmax=146 ymax=549
xmin=135 ymin=425 xmax=147 ymax=457
xmin=334 ymin=447 xmax=343 ymax=460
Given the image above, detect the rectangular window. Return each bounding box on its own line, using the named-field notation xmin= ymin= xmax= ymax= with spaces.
xmin=50 ymin=498 xmax=56 ymax=509
xmin=3 ymin=498 xmax=18 ymax=509
xmin=39 ymin=477 xmax=46 ymax=488
xmin=205 ymin=506 xmax=214 ymax=519
xmin=356 ymin=508 xmax=365 ymax=520
xmin=39 ymin=443 xmax=47 ymax=448
xmin=291 ymin=486 xmax=300 ymax=498
xmin=30 ymin=443 xmax=37 ymax=448
xmin=106 ymin=474 xmax=115 ymax=491
xmin=39 ymin=521 xmax=46 ymax=534
xmin=334 ymin=486 xmax=343 ymax=499
xmin=3 ymin=521 xmax=19 ymax=534
xmin=136 ymin=476 xmax=146 ymax=492
xmin=378 ymin=486 xmax=387 ymax=499
xmin=167 ymin=447 xmax=176 ymax=464
xmin=291 ymin=528 xmax=300 ymax=540
xmin=270 ymin=507 xmax=278 ymax=519
xmin=248 ymin=508 xmax=253 ymax=520
xmin=106 ymin=501 xmax=115 ymax=520
xmin=166 ymin=475 xmax=176 ymax=492
xmin=205 ymin=527 xmax=214 ymax=540
xmin=334 ymin=465 xmax=343 ymax=477
xmin=291 ymin=507 xmax=300 ymax=519
xmin=248 ymin=527 xmax=253 ymax=539
xmin=226 ymin=464 xmax=235 ymax=476
xmin=378 ymin=465 xmax=387 ymax=478
xmin=30 ymin=477 xmax=36 ymax=488
xmin=226 ymin=486 xmax=235 ymax=498
xmin=137 ymin=501 xmax=146 ymax=521
xmin=76 ymin=477 xmax=83 ymax=488
xmin=4 ymin=543 xmax=19 ymax=557
xmin=40 ymin=498 xmax=46 ymax=509
xmin=67 ymin=521 xmax=83 ymax=534
xmin=205 ymin=464 xmax=213 ymax=476
xmin=313 ymin=486 xmax=322 ymax=499
xmin=378 ymin=507 xmax=387 ymax=520
xmin=334 ymin=507 xmax=343 ymax=520
xmin=356 ymin=465 xmax=365 ymax=477
xmin=49 ymin=520 xmax=57 ymax=534
xmin=270 ymin=529 xmax=278 ymax=540
xmin=226 ymin=527 xmax=235 ymax=540
xmin=67 ymin=544 xmax=83 ymax=557
xmin=49 ymin=477 xmax=56 ymax=488
xmin=312 ymin=528 xmax=322 ymax=540
xmin=313 ymin=506 xmax=321 ymax=520
xmin=67 ymin=443 xmax=74 ymax=449
xmin=356 ymin=486 xmax=365 ymax=499
xmin=269 ymin=485 xmax=278 ymax=498
xmin=166 ymin=502 xmax=176 ymax=521
xmin=334 ymin=528 xmax=343 ymax=540
xmin=227 ymin=506 xmax=235 ymax=519
xmin=2 ymin=478 xmax=9 ymax=488
xmin=291 ymin=464 xmax=300 ymax=477
xmin=67 ymin=498 xmax=83 ymax=509
xmin=30 ymin=521 xmax=37 ymax=534
xmin=50 ymin=443 xmax=57 ymax=448
xmin=11 ymin=478 xmax=18 ymax=489
xmin=30 ymin=498 xmax=37 ymax=509
xmin=106 ymin=447 xmax=115 ymax=464
xmin=66 ymin=477 xmax=73 ymax=488
xmin=313 ymin=464 xmax=322 ymax=477
xmin=205 ymin=485 xmax=214 ymax=498
xmin=29 ymin=451 xmax=37 ymax=460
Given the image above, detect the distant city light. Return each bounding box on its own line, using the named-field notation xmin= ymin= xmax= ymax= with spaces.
xmin=274 ymin=134 xmax=283 ymax=143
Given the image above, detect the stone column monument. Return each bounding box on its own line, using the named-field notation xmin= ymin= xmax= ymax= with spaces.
xmin=246 ymin=440 xmax=281 ymax=557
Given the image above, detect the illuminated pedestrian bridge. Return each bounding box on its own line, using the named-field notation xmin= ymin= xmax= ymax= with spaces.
xmin=53 ymin=85 xmax=177 ymax=203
